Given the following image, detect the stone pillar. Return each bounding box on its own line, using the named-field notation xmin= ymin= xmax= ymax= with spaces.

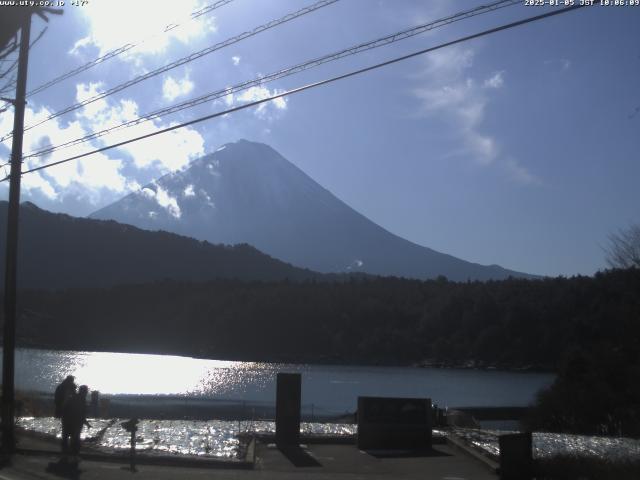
xmin=357 ymin=397 xmax=432 ymax=450
xmin=499 ymin=432 xmax=533 ymax=480
xmin=275 ymin=373 xmax=301 ymax=446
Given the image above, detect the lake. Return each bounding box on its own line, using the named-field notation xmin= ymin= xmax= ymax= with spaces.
xmin=9 ymin=347 xmax=554 ymax=416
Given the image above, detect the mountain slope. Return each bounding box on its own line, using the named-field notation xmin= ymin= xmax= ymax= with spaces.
xmin=91 ymin=139 xmax=533 ymax=281
xmin=0 ymin=201 xmax=320 ymax=290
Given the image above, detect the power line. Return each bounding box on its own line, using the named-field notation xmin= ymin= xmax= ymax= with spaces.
xmin=0 ymin=37 xmax=17 ymax=62
xmin=26 ymin=0 xmax=235 ymax=98
xmin=0 ymin=57 xmax=19 ymax=81
xmin=1 ymin=27 xmax=46 ymax=83
xmin=5 ymin=2 xmax=591 ymax=182
xmin=0 ymin=76 xmax=17 ymax=97
xmin=0 ymin=0 xmax=340 ymax=144
xmin=23 ymin=0 xmax=519 ymax=161
xmin=0 ymin=92 xmax=17 ymax=115
xmin=0 ymin=27 xmax=48 ymax=114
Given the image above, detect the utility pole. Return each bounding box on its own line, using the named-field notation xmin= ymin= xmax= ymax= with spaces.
xmin=2 ymin=11 xmax=32 ymax=454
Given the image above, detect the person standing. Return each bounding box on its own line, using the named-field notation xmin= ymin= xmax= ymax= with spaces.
xmin=54 ymin=375 xmax=76 ymax=418
xmin=61 ymin=385 xmax=91 ymax=455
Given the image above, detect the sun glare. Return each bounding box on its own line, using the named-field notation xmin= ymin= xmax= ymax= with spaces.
xmin=70 ymin=351 xmax=238 ymax=395
xmin=74 ymin=0 xmax=214 ymax=56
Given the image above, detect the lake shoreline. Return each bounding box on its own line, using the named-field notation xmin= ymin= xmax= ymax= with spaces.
xmin=14 ymin=341 xmax=555 ymax=374
xmin=17 ymin=389 xmax=356 ymax=423
xmin=9 ymin=346 xmax=556 ymax=418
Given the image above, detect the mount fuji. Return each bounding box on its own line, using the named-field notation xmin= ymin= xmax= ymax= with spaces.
xmin=90 ymin=139 xmax=532 ymax=281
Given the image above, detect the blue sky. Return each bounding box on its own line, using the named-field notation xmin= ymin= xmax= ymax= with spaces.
xmin=0 ymin=0 xmax=638 ymax=277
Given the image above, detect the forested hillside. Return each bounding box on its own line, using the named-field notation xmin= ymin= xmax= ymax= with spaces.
xmin=15 ymin=268 xmax=640 ymax=370
xmin=0 ymin=202 xmax=323 ymax=289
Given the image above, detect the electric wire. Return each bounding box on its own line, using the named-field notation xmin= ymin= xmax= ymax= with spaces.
xmin=0 ymin=76 xmax=17 ymax=97
xmin=0 ymin=0 xmax=340 ymax=144
xmin=3 ymin=2 xmax=591 ymax=182
xmin=0 ymin=26 xmax=47 ymax=82
xmin=23 ymin=0 xmax=519 ymax=161
xmin=0 ymin=89 xmax=17 ymax=115
xmin=0 ymin=38 xmax=17 ymax=62
xmin=26 ymin=0 xmax=235 ymax=98
xmin=0 ymin=57 xmax=19 ymax=81
xmin=0 ymin=27 xmax=48 ymax=114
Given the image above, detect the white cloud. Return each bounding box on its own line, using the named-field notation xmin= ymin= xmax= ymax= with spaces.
xmin=217 ymin=85 xmax=289 ymax=121
xmin=414 ymin=82 xmax=471 ymax=111
xmin=122 ymin=124 xmax=204 ymax=171
xmin=236 ymin=86 xmax=288 ymax=117
xmin=412 ymin=47 xmax=538 ymax=184
xmin=231 ymin=56 xmax=241 ymax=66
xmin=141 ymin=186 xmax=155 ymax=198
xmin=69 ymin=36 xmax=92 ymax=55
xmin=483 ymin=71 xmax=504 ymax=89
xmin=75 ymin=82 xmax=113 ymax=119
xmin=155 ymin=185 xmax=181 ymax=218
xmin=223 ymin=90 xmax=234 ymax=107
xmin=140 ymin=183 xmax=181 ymax=218
xmin=21 ymin=172 xmax=57 ymax=199
xmin=183 ymin=184 xmax=195 ymax=197
xmin=75 ymin=82 xmax=205 ymax=171
xmin=71 ymin=0 xmax=216 ymax=59
xmin=217 ymin=85 xmax=288 ymax=119
xmin=414 ymin=67 xmax=498 ymax=164
xmin=0 ymin=102 xmax=130 ymax=201
xmin=466 ymin=132 xmax=498 ymax=165
xmin=417 ymin=48 xmax=474 ymax=81
xmin=0 ymin=79 xmax=205 ymax=211
xmin=162 ymin=74 xmax=194 ymax=101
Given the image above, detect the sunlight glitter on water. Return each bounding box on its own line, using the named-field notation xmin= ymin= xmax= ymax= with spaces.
xmin=73 ymin=352 xmax=219 ymax=394
xmin=18 ymin=417 xmax=356 ymax=458
xmin=20 ymin=418 xmax=639 ymax=461
xmin=11 ymin=348 xmax=555 ymax=414
xmin=40 ymin=350 xmax=276 ymax=396
xmin=453 ymin=428 xmax=640 ymax=461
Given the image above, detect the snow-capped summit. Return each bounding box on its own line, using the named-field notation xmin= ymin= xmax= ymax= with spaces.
xmin=90 ymin=139 xmax=532 ymax=280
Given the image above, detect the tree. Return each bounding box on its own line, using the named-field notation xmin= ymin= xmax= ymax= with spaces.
xmin=605 ymin=224 xmax=640 ymax=269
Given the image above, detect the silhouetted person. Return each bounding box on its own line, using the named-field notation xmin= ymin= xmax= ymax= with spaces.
xmin=61 ymin=385 xmax=91 ymax=455
xmin=54 ymin=375 xmax=77 ymax=418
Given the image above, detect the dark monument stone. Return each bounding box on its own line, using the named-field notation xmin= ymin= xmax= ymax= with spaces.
xmin=357 ymin=396 xmax=432 ymax=450
xmin=275 ymin=373 xmax=301 ymax=446
xmin=499 ymin=432 xmax=533 ymax=480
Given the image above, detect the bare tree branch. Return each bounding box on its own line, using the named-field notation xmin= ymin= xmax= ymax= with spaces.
xmin=605 ymin=224 xmax=640 ymax=269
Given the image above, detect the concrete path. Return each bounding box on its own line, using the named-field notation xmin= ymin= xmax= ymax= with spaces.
xmin=0 ymin=431 xmax=498 ymax=479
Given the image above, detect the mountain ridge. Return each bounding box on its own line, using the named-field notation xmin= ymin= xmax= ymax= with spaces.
xmin=91 ymin=139 xmax=534 ymax=281
xmin=0 ymin=200 xmax=325 ymax=290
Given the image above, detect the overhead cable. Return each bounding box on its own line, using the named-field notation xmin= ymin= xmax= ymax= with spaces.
xmin=0 ymin=0 xmax=339 ymax=144
xmin=23 ymin=0 xmax=519 ymax=160
xmin=26 ymin=0 xmax=235 ymax=98
xmin=4 ymin=2 xmax=591 ymax=182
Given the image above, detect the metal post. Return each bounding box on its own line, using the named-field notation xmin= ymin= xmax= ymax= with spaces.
xmin=2 ymin=12 xmax=32 ymax=454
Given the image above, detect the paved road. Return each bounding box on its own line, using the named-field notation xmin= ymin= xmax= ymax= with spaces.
xmin=0 ymin=442 xmax=497 ymax=480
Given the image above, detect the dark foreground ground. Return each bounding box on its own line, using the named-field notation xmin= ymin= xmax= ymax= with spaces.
xmin=0 ymin=430 xmax=497 ymax=480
